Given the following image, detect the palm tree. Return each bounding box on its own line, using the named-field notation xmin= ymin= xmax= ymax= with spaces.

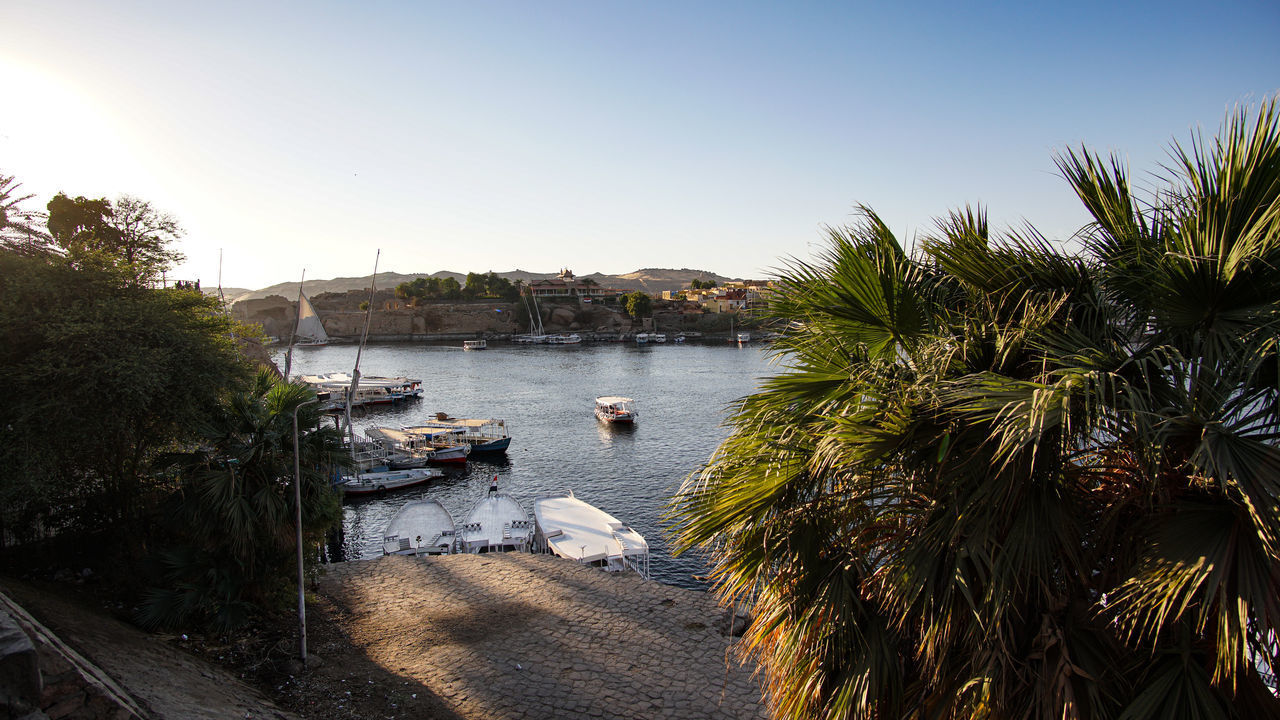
xmin=671 ymin=98 xmax=1280 ymax=719
xmin=140 ymin=370 xmax=348 ymax=630
xmin=0 ymin=172 xmax=53 ymax=256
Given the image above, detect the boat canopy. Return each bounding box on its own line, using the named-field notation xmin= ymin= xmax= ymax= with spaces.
xmin=533 ymin=492 xmax=649 ymax=576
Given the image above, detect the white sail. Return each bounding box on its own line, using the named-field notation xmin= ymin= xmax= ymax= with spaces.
xmin=294 ymin=293 xmax=329 ymax=345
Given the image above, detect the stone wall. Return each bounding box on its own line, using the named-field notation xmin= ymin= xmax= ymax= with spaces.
xmin=0 ymin=593 xmax=145 ymax=720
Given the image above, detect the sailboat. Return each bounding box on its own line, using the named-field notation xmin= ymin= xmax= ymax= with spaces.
xmin=294 ymin=293 xmax=330 ymax=346
xmin=513 ymin=289 xmax=548 ymax=344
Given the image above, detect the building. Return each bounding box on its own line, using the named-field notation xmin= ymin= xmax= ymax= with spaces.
xmin=527 ymin=268 xmax=627 ymax=301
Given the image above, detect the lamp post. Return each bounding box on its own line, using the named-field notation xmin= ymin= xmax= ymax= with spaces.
xmin=292 ymin=395 xmax=320 ymax=665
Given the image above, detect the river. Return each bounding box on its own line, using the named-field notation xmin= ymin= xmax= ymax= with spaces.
xmin=276 ymin=340 xmax=775 ymax=589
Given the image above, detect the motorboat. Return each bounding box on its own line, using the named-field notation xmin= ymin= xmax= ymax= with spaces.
xmin=458 ymin=479 xmax=532 ymax=553
xmin=532 ymin=491 xmax=649 ymax=578
xmin=339 ymin=467 xmax=443 ymax=497
xmin=463 ymin=339 xmax=487 ymax=350
xmin=595 ymin=396 xmax=637 ymax=424
xmin=651 ymin=333 xmax=666 ymax=343
xmin=634 ymin=333 xmax=649 ymax=344
xmin=404 ymin=417 xmax=512 ymax=454
xmin=545 ymin=333 xmax=582 ymax=345
xmin=736 ymin=332 xmax=751 ymax=344
xmin=366 ymin=426 xmax=471 ymax=465
xmin=382 ymin=499 xmax=456 ymax=555
xmin=299 ymin=372 xmax=423 ymax=406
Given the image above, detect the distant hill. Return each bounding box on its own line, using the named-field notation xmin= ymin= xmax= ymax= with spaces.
xmin=227 ymin=268 xmax=746 ymax=304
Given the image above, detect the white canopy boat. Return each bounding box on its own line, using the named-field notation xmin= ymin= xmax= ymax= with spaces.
xmin=463 ymin=339 xmax=487 ymax=350
xmin=595 ymin=396 xmax=637 ymax=424
xmin=382 ymin=499 xmax=456 ymax=555
xmin=459 ymin=480 xmax=532 ymax=553
xmin=532 ymin=491 xmax=649 ymax=578
xmin=366 ymin=426 xmax=471 ymax=465
xmin=404 ymin=417 xmax=512 ymax=454
xmin=339 ymin=467 xmax=443 ymax=496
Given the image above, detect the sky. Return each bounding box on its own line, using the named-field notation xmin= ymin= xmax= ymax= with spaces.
xmin=2 ymin=1 xmax=1278 ymax=290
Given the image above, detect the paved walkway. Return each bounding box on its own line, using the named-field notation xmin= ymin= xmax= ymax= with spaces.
xmin=321 ymin=553 xmax=766 ymax=719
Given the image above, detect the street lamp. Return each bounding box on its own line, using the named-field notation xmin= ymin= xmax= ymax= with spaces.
xmin=292 ymin=395 xmax=320 ymax=665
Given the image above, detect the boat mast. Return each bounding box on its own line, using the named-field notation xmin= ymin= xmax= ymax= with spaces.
xmin=344 ymin=251 xmax=380 ymax=471
xmin=284 ymin=269 xmax=305 ymax=380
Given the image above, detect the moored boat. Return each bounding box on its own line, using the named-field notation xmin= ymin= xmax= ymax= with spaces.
xmin=595 ymin=396 xmax=637 ymax=424
xmin=459 ymin=479 xmax=532 ymax=553
xmin=405 ymin=417 xmax=512 ymax=454
xmin=382 ymin=499 xmax=456 ymax=555
xmin=736 ymin=331 xmax=751 ymax=344
xmin=463 ymin=339 xmax=487 ymax=350
xmin=545 ymin=333 xmax=582 ymax=345
xmin=366 ymin=426 xmax=471 ymax=465
xmin=339 ymin=467 xmax=443 ymax=496
xmin=532 ymin=491 xmax=649 ymax=578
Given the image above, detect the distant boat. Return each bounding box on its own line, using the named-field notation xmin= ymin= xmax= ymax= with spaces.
xmin=545 ymin=333 xmax=582 ymax=345
xmin=532 ymin=491 xmax=649 ymax=578
xmin=293 ymin=292 xmax=329 ymax=346
xmin=382 ymin=499 xmax=456 ymax=555
xmin=459 ymin=479 xmax=532 ymax=553
xmin=651 ymin=333 xmax=667 ymax=343
xmin=463 ymin=339 xmax=487 ymax=350
xmin=595 ymin=396 xmax=637 ymax=424
xmin=634 ymin=333 xmax=649 ymax=344
xmin=736 ymin=332 xmax=751 ymax=344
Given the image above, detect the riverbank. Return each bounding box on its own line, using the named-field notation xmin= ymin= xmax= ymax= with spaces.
xmin=2 ymin=554 xmax=764 ymax=719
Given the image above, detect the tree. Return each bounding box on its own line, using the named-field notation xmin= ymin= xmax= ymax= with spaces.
xmin=0 ymin=250 xmax=253 ymax=547
xmin=671 ymin=99 xmax=1280 ymax=719
xmin=623 ymin=291 xmax=652 ymax=318
xmin=690 ymin=278 xmax=716 ymax=290
xmin=47 ymin=193 xmax=183 ymax=284
xmin=0 ymin=173 xmax=53 ymax=256
xmin=139 ymin=372 xmax=346 ymax=630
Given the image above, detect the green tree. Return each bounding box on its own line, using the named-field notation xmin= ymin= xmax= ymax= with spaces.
xmin=0 ymin=250 xmax=253 ymax=546
xmin=622 ymin=291 xmax=652 ymax=318
xmin=139 ymin=372 xmax=346 ymax=630
xmin=47 ymin=193 xmax=183 ymax=284
xmin=671 ymin=100 xmax=1280 ymax=719
xmin=0 ymin=173 xmax=53 ymax=256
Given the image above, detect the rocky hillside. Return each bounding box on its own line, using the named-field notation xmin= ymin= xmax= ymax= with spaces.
xmin=226 ymin=268 xmax=746 ymax=304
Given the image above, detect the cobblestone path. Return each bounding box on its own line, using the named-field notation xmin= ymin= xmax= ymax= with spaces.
xmin=320 ymin=553 xmax=766 ymax=720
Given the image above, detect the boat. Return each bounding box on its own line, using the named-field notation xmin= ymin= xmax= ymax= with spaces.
xmin=405 ymin=416 xmax=512 ymax=454
xmin=545 ymin=333 xmax=582 ymax=345
xmin=293 ymin=292 xmax=329 ymax=346
xmin=634 ymin=333 xmax=649 ymax=344
xmin=736 ymin=332 xmax=751 ymax=344
xmin=463 ymin=339 xmax=487 ymax=350
xmin=340 ymin=467 xmax=443 ymax=496
xmin=458 ymin=479 xmax=532 ymax=553
xmin=366 ymin=426 xmax=471 ymax=465
xmin=651 ymin=333 xmax=667 ymax=343
xmin=382 ymin=499 xmax=456 ymax=555
xmin=595 ymin=396 xmax=637 ymax=424
xmin=532 ymin=491 xmax=649 ymax=578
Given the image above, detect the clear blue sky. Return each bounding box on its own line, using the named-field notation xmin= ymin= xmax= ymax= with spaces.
xmin=3 ymin=0 xmax=1278 ymax=290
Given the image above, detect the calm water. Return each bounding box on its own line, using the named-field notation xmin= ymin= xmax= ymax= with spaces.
xmin=277 ymin=341 xmax=775 ymax=588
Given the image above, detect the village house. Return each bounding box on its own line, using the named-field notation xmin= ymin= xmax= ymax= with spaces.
xmin=527 ymin=268 xmax=627 ymax=301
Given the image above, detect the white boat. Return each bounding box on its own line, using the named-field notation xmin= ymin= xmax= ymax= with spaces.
xmin=299 ymin=373 xmax=423 ymax=404
xmin=404 ymin=417 xmax=512 ymax=454
xmin=634 ymin=333 xmax=649 ymax=344
xmin=651 ymin=333 xmax=667 ymax=343
xmin=545 ymin=333 xmax=582 ymax=345
xmin=463 ymin=339 xmax=487 ymax=350
xmin=366 ymin=426 xmax=471 ymax=465
xmin=382 ymin=499 xmax=456 ymax=555
xmin=736 ymin=332 xmax=751 ymax=344
xmin=340 ymin=467 xmax=443 ymax=496
xmin=459 ymin=480 xmax=532 ymax=553
xmin=532 ymin=491 xmax=649 ymax=578
xmin=293 ymin=292 xmax=329 ymax=346
xmin=595 ymin=396 xmax=637 ymax=424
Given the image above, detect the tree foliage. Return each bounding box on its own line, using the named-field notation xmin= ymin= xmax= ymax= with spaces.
xmin=623 ymin=291 xmax=652 ymax=318
xmin=47 ymin=193 xmax=184 ymax=285
xmin=0 ymin=173 xmax=53 ymax=256
xmin=671 ymin=99 xmax=1280 ymax=718
xmin=138 ymin=372 xmax=346 ymax=631
xmin=0 ymin=250 xmax=252 ymax=546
